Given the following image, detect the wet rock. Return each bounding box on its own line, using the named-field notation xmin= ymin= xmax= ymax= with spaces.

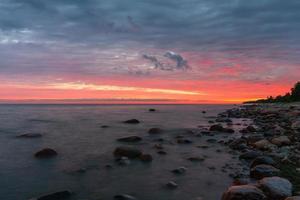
xmin=232 ymin=178 xmax=250 ymax=186
xmin=123 ymin=119 xmax=140 ymax=124
xmin=157 ymin=150 xmax=167 ymax=155
xmin=207 ymin=138 xmax=217 ymax=143
xmin=117 ymin=136 xmax=142 ymax=142
xmin=250 ymin=156 xmax=276 ymax=168
xmin=166 ymin=181 xmax=178 ymax=189
xmin=115 ymin=156 xmax=131 ymax=166
xmin=17 ymin=133 xmax=42 ymax=138
xmin=171 ymin=167 xmax=187 ymax=175
xmin=101 ymin=125 xmax=109 ymax=128
xmin=229 ymin=138 xmax=248 ymax=150
xmin=239 ymin=151 xmax=262 ymax=160
xmin=149 ymin=108 xmax=156 ymax=112
xmin=148 ymin=128 xmax=162 ymax=134
xmin=258 ymin=177 xmax=292 ymax=200
xmin=285 ymin=197 xmax=300 ymax=200
xmin=34 ymin=148 xmax=58 ymax=158
xmin=187 ymin=156 xmax=205 ymax=162
xmin=153 ymin=144 xmax=163 ymax=149
xmin=253 ymin=139 xmax=274 ymax=150
xmin=177 ymin=138 xmax=193 ymax=144
xmin=32 ymin=190 xmax=72 ymax=200
xmin=139 ymin=154 xmax=153 ymax=162
xmin=221 ymin=185 xmax=266 ymax=200
xmin=271 ymin=136 xmax=291 ymax=146
xmin=114 ymin=194 xmax=137 ymax=200
xmin=250 ymin=164 xmax=280 ymax=179
xmin=113 ymin=146 xmax=142 ymax=159
xmin=202 ymin=111 xmax=207 ymax=114
xmin=209 ymin=124 xmax=225 ymax=132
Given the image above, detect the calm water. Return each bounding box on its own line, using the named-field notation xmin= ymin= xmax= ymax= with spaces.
xmin=0 ymin=104 xmax=243 ymax=200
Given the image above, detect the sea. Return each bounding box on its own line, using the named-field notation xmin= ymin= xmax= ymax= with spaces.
xmin=0 ymin=104 xmax=245 ymax=200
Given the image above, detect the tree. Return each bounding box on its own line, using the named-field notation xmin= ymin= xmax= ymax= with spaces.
xmin=290 ymin=82 xmax=300 ymax=101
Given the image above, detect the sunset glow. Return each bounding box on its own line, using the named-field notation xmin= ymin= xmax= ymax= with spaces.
xmin=0 ymin=0 xmax=299 ymax=104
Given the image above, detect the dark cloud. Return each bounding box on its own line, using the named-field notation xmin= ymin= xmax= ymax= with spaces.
xmin=164 ymin=51 xmax=189 ymax=70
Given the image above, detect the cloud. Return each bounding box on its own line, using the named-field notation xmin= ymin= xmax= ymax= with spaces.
xmin=164 ymin=51 xmax=189 ymax=69
xmin=142 ymin=51 xmax=189 ymax=71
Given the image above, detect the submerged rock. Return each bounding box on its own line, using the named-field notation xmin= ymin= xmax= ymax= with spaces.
xmin=31 ymin=190 xmax=72 ymax=200
xmin=166 ymin=181 xmax=178 ymax=189
xmin=34 ymin=148 xmax=58 ymax=158
xmin=139 ymin=154 xmax=153 ymax=162
xmin=148 ymin=128 xmax=162 ymax=134
xmin=258 ymin=177 xmax=292 ymax=200
xmin=113 ymin=146 xmax=142 ymax=159
xmin=222 ymin=185 xmax=266 ymax=200
xmin=171 ymin=167 xmax=187 ymax=175
xmin=250 ymin=164 xmax=280 ymax=179
xmin=17 ymin=133 xmax=43 ymax=138
xmin=123 ymin=119 xmax=140 ymax=124
xmin=117 ymin=136 xmax=142 ymax=142
xmin=114 ymin=194 xmax=137 ymax=200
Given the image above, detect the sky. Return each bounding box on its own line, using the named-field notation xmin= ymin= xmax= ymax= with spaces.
xmin=0 ymin=0 xmax=300 ymax=104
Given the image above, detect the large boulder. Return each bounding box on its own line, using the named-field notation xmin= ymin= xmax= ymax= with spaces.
xmin=113 ymin=146 xmax=142 ymax=159
xmin=271 ymin=136 xmax=291 ymax=146
xmin=250 ymin=164 xmax=280 ymax=179
xmin=117 ymin=136 xmax=142 ymax=142
xmin=34 ymin=148 xmax=58 ymax=159
xmin=258 ymin=177 xmax=293 ymax=200
xmin=222 ymin=185 xmax=266 ymax=200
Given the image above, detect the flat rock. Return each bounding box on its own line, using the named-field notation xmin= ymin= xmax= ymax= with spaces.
xmin=117 ymin=136 xmax=142 ymax=142
xmin=258 ymin=177 xmax=292 ymax=200
xmin=113 ymin=146 xmax=142 ymax=159
xmin=34 ymin=148 xmax=58 ymax=159
xmin=250 ymin=164 xmax=280 ymax=179
xmin=17 ymin=133 xmax=42 ymax=138
xmin=222 ymin=185 xmax=266 ymax=200
xmin=123 ymin=119 xmax=140 ymax=124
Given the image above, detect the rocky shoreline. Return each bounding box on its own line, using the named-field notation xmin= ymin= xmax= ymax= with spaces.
xmin=220 ymin=103 xmax=300 ymax=200
xmin=24 ymin=104 xmax=300 ymax=200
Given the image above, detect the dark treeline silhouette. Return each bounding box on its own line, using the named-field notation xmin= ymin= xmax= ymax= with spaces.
xmin=245 ymin=81 xmax=300 ymax=103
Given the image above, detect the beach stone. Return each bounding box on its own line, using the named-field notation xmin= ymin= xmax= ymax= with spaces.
xmin=171 ymin=167 xmax=187 ymax=175
xmin=258 ymin=177 xmax=292 ymax=200
xmin=250 ymin=156 xmax=276 ymax=168
xmin=250 ymin=164 xmax=280 ymax=179
xmin=221 ymin=185 xmax=266 ymax=200
xmin=139 ymin=154 xmax=153 ymax=162
xmin=114 ymin=194 xmax=137 ymax=200
xmin=123 ymin=119 xmax=140 ymax=124
xmin=253 ymin=139 xmax=273 ymax=150
xmin=209 ymin=124 xmax=225 ymax=132
xmin=239 ymin=151 xmax=262 ymax=160
xmin=17 ymin=133 xmax=42 ymax=138
xmin=117 ymin=136 xmax=142 ymax=142
xmin=34 ymin=148 xmax=57 ymax=158
xmin=271 ymin=136 xmax=291 ymax=146
xmin=177 ymin=138 xmax=193 ymax=144
xmin=113 ymin=146 xmax=142 ymax=159
xmin=285 ymin=197 xmax=300 ymax=200
xmin=31 ymin=190 xmax=72 ymax=200
xmin=166 ymin=181 xmax=178 ymax=189
xmin=115 ymin=156 xmax=131 ymax=166
xmin=148 ymin=128 xmax=162 ymax=134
